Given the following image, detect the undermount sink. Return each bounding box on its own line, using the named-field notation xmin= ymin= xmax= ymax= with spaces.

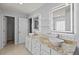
xmin=39 ymin=36 xmax=49 ymax=44
xmin=49 ymin=37 xmax=64 ymax=43
xmin=49 ymin=37 xmax=64 ymax=47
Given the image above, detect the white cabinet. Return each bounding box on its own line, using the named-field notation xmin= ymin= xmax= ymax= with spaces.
xmin=32 ymin=38 xmax=40 ymax=55
xmin=25 ymin=36 xmax=62 ymax=55
xmin=51 ymin=49 xmax=60 ymax=55
xmin=25 ymin=36 xmax=32 ymax=52
xmin=25 ymin=35 xmax=62 ymax=55
xmin=41 ymin=44 xmax=50 ymax=55
xmin=41 ymin=50 xmax=50 ymax=55
xmin=25 ymin=36 xmax=29 ymax=50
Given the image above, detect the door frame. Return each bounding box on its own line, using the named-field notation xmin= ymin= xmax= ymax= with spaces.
xmin=5 ymin=16 xmax=15 ymax=45
xmin=2 ymin=16 xmax=15 ymax=47
xmin=2 ymin=16 xmax=7 ymax=47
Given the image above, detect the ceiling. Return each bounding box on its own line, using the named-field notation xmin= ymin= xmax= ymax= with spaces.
xmin=0 ymin=3 xmax=45 ymax=15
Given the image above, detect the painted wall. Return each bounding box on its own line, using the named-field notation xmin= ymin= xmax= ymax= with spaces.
xmin=0 ymin=10 xmax=2 ymax=48
xmin=0 ymin=16 xmax=2 ymax=48
xmin=74 ymin=3 xmax=79 ymax=35
xmin=73 ymin=3 xmax=79 ymax=48
xmin=29 ymin=3 xmax=62 ymax=35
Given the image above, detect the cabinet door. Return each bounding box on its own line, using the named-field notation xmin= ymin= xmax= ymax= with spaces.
xmin=25 ymin=36 xmax=32 ymax=51
xmin=41 ymin=50 xmax=50 ymax=55
xmin=19 ymin=18 xmax=27 ymax=44
xmin=41 ymin=44 xmax=50 ymax=55
xmin=51 ymin=49 xmax=60 ymax=55
xmin=32 ymin=39 xmax=40 ymax=55
xmin=28 ymin=37 xmax=31 ymax=51
xmin=25 ymin=36 xmax=29 ymax=49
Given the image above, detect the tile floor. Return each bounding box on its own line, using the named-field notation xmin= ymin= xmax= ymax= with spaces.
xmin=0 ymin=44 xmax=31 ymax=55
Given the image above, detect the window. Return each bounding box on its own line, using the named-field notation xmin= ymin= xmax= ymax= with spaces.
xmin=56 ymin=21 xmax=65 ymax=32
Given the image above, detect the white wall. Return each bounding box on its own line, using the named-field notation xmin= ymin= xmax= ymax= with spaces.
xmin=15 ymin=17 xmax=19 ymax=44
xmin=0 ymin=10 xmax=2 ymax=48
xmin=0 ymin=16 xmax=3 ymax=48
xmin=74 ymin=3 xmax=79 ymax=35
xmin=74 ymin=3 xmax=79 ymax=47
xmin=29 ymin=3 xmax=62 ymax=35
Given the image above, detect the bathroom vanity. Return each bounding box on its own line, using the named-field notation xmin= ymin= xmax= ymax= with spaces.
xmin=25 ymin=33 xmax=76 ymax=55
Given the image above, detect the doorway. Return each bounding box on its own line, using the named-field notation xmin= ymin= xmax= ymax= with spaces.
xmin=29 ymin=18 xmax=32 ymax=33
xmin=6 ymin=16 xmax=15 ymax=44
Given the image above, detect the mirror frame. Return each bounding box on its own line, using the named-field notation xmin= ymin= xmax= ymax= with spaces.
xmin=49 ymin=3 xmax=74 ymax=34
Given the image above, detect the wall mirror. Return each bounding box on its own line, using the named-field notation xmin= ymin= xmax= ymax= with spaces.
xmin=50 ymin=4 xmax=74 ymax=33
xmin=33 ymin=17 xmax=39 ymax=30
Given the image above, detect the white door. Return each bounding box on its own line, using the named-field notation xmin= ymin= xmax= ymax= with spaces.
xmin=19 ymin=18 xmax=27 ymax=44
xmin=2 ymin=17 xmax=7 ymax=47
xmin=0 ymin=16 xmax=2 ymax=48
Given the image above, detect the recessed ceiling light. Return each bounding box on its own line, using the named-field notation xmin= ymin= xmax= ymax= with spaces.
xmin=19 ymin=3 xmax=23 ymax=5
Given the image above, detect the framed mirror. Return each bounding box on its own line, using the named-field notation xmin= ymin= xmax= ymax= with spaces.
xmin=50 ymin=4 xmax=74 ymax=33
xmin=34 ymin=17 xmax=39 ymax=29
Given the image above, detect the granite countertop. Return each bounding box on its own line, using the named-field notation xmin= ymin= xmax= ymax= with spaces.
xmin=28 ymin=34 xmax=76 ymax=54
xmin=29 ymin=34 xmax=64 ymax=53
